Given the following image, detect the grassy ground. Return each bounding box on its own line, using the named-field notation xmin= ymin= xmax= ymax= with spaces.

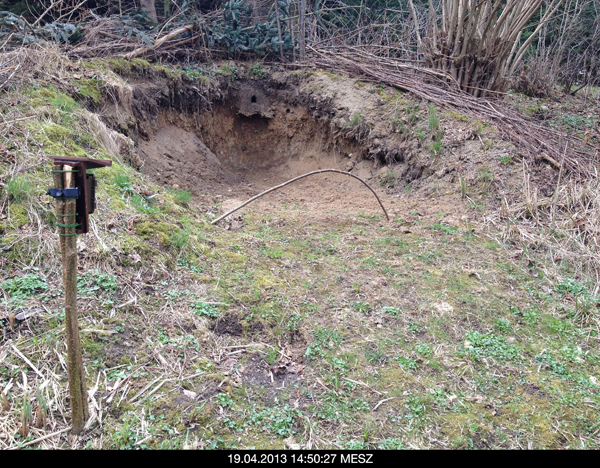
xmin=3 ymin=189 xmax=599 ymax=449
xmin=1 ymin=48 xmax=599 ymax=449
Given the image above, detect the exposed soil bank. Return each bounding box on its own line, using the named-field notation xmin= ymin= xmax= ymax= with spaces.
xmin=101 ymin=62 xmax=544 ymax=221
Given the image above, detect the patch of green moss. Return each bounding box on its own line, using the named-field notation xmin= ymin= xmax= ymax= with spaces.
xmin=0 ymin=204 xmax=29 ymax=231
xmin=377 ymin=87 xmax=404 ymax=103
xmin=74 ymin=78 xmax=103 ymax=104
xmin=443 ymin=110 xmax=470 ymax=122
xmin=109 ymin=198 xmax=128 ymax=211
xmin=79 ymin=60 xmax=108 ymax=73
xmin=105 ymin=57 xmax=152 ymax=76
xmin=82 ymin=336 xmax=105 ymax=361
xmin=219 ymin=251 xmax=247 ymax=263
xmin=322 ymin=70 xmax=342 ymax=80
xmin=135 ymin=219 xmax=181 ymax=249
xmin=119 ymin=235 xmax=163 ymax=263
xmin=152 ymin=64 xmax=184 ymax=81
xmin=253 ymin=271 xmax=282 ymax=290
xmin=41 ymin=122 xmax=73 ymax=140
xmin=24 ymin=86 xmax=78 ymax=111
xmin=43 ymin=140 xmax=88 ymax=158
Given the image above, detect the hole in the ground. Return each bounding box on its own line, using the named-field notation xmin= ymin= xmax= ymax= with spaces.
xmin=134 ymin=79 xmax=392 ymax=218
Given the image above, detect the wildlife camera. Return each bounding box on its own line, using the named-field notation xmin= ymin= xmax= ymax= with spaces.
xmin=47 ymin=155 xmax=112 ymax=234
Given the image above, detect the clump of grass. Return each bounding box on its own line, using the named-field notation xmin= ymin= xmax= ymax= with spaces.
xmin=459 ymin=174 xmax=467 ymax=199
xmin=381 ymin=170 xmax=396 ymax=188
xmin=6 ymin=176 xmax=31 ymax=202
xmin=352 ymin=301 xmax=372 ymax=314
xmin=168 ymin=187 xmax=192 ymax=206
xmin=112 ymin=171 xmax=134 ymax=194
xmin=348 ymin=112 xmax=365 ymax=127
xmin=428 ymin=105 xmax=440 ymax=132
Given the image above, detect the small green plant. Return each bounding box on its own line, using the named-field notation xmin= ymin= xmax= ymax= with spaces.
xmin=428 ymin=105 xmax=440 ymax=132
xmin=381 ymin=306 xmax=401 ymax=316
xmin=177 ymin=257 xmax=203 ymax=274
xmin=215 ymin=392 xmax=234 ymax=408
xmin=509 ymin=305 xmax=538 ymax=325
xmin=377 ymin=438 xmax=403 ymax=449
xmin=51 ymin=94 xmax=77 ymax=112
xmin=415 ymin=341 xmax=433 ymax=358
xmin=405 ymin=104 xmax=420 ymax=123
xmin=304 ymin=327 xmax=342 ymax=360
xmin=163 ymin=288 xmax=191 ymax=302
xmin=396 ymin=355 xmax=418 ymax=370
xmin=249 ymin=63 xmax=268 ymax=78
xmin=260 ymin=248 xmax=284 ymax=259
xmin=474 ymin=122 xmax=484 ymax=136
xmin=430 ymin=223 xmax=458 ymax=234
xmin=478 ymin=169 xmax=494 ymax=183
xmin=556 ymin=278 xmax=598 ymax=324
xmin=183 ymin=67 xmax=210 ymax=83
xmin=461 ymin=331 xmax=521 ymax=361
xmin=78 ymin=270 xmax=118 ymax=296
xmin=168 ymin=188 xmax=192 ymax=206
xmin=170 ymin=225 xmax=191 ymax=249
xmin=391 ymin=118 xmax=407 ymax=134
xmin=6 ymin=176 xmax=31 ymax=202
xmin=459 ymin=174 xmax=467 ymax=199
xmin=405 ymin=394 xmax=427 ymax=421
xmin=2 ymin=273 xmax=47 ymax=300
xmin=285 ymin=313 xmax=302 ymax=332
xmin=364 ymin=344 xmax=386 ymax=364
xmin=352 ymin=301 xmax=372 ymax=314
xmin=111 ymin=412 xmax=139 ymax=449
xmin=314 ymin=392 xmax=370 ymax=422
xmin=245 ymin=405 xmax=302 ymax=437
xmin=218 ymin=65 xmax=238 ymax=80
xmin=414 ymin=128 xmax=426 ymax=142
xmin=266 ymin=347 xmax=278 ymax=365
xmin=381 ymin=169 xmax=396 ymax=187
xmin=499 ymin=156 xmax=512 ymax=165
xmin=112 ymin=172 xmax=135 ymax=195
xmin=191 ymin=301 xmax=219 ymax=318
xmin=494 ymin=318 xmax=512 ymax=333
xmin=348 ymin=112 xmax=365 ymax=127
xmin=535 ymin=351 xmax=570 ymax=378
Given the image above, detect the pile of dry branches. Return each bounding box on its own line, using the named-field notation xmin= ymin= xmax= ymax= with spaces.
xmin=310 ymin=46 xmax=598 ymax=178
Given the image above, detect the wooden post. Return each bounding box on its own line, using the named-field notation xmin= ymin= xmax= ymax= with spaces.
xmin=299 ymin=0 xmax=306 ymax=61
xmin=56 ymin=164 xmax=89 ymax=435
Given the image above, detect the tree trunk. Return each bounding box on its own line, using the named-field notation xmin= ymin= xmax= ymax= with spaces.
xmin=141 ymin=0 xmax=158 ymax=23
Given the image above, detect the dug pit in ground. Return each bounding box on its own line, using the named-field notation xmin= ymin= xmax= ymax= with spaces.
xmin=111 ymin=65 xmax=524 ymax=223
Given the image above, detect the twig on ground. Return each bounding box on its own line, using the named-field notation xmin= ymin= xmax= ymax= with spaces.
xmin=211 ymin=169 xmax=390 ymax=225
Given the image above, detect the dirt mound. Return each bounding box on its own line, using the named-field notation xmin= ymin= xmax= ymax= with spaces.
xmin=137 ymin=124 xmax=237 ymax=191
